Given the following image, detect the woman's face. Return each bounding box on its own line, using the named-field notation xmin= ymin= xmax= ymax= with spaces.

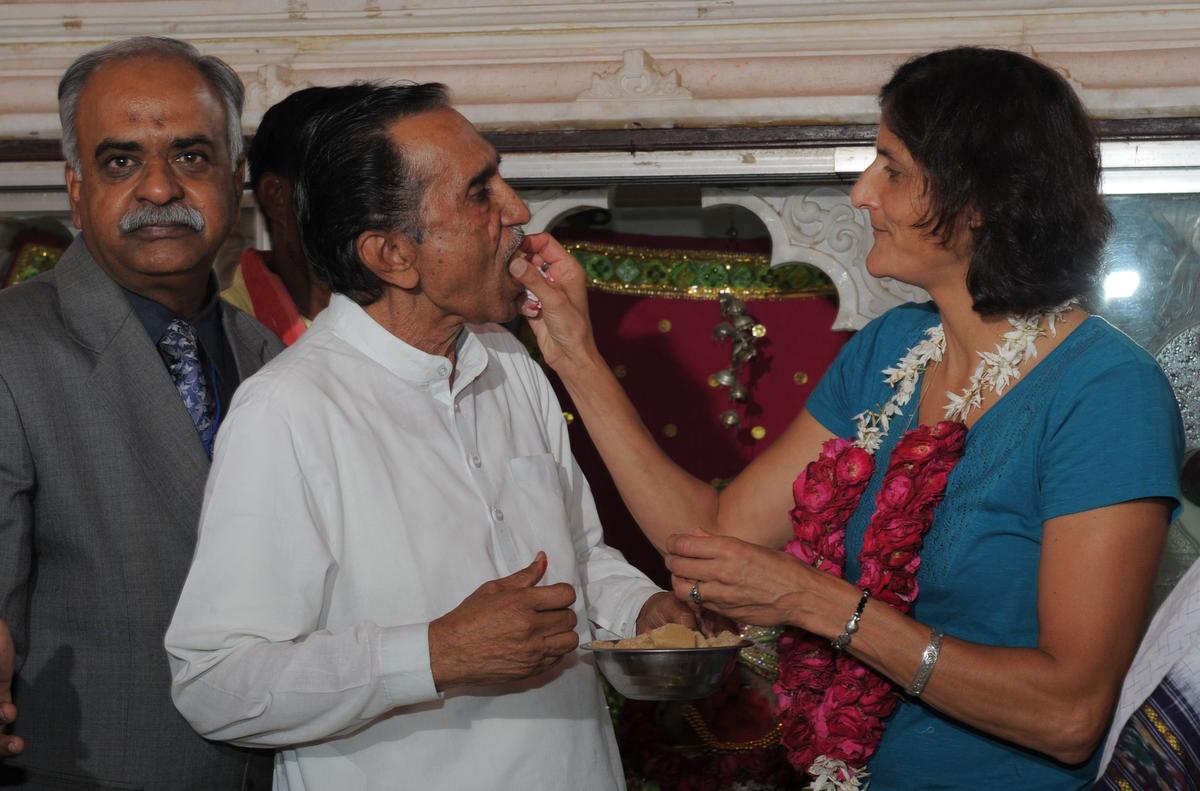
xmin=851 ymin=121 xmax=970 ymax=291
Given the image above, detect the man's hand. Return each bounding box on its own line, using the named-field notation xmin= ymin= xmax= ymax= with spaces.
xmin=634 ymin=591 xmax=698 ymax=634
xmin=0 ymin=619 xmax=22 ymax=756
xmin=428 ymin=552 xmax=579 ymax=691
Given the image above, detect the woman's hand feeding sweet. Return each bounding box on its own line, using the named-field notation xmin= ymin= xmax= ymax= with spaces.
xmin=508 ymin=233 xmax=597 ymax=373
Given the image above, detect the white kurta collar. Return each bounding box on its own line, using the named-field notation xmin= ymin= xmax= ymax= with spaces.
xmin=320 ymin=293 xmax=487 ymax=390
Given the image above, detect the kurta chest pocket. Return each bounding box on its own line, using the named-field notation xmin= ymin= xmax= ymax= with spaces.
xmin=502 ymin=453 xmax=580 ymax=586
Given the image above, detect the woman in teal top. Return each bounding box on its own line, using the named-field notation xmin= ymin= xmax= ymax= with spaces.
xmin=511 ymin=47 xmax=1184 ymax=789
xmin=803 ymin=302 xmax=1182 ymax=788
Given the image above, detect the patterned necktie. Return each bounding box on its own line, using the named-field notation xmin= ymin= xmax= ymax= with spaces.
xmin=158 ymin=318 xmax=218 ymax=458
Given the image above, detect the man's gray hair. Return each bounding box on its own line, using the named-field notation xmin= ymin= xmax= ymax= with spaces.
xmin=58 ymin=36 xmax=245 ymax=174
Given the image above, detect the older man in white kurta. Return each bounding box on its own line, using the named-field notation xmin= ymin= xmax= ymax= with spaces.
xmin=165 ymin=84 xmax=683 ymax=791
xmin=166 ymin=295 xmax=661 ymax=789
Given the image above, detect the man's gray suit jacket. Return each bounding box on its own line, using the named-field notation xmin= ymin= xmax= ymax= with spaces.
xmin=0 ymin=238 xmax=283 ymax=790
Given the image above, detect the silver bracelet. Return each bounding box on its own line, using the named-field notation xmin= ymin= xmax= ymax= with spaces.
xmin=830 ymin=588 xmax=871 ymax=652
xmin=906 ymin=628 xmax=945 ymax=697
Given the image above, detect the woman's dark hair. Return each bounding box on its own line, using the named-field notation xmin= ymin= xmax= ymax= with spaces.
xmin=880 ymin=47 xmax=1111 ymax=315
xmin=294 ymin=82 xmax=451 ymax=305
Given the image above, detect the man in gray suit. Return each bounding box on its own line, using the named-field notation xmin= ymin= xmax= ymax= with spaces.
xmin=0 ymin=37 xmax=279 ymax=789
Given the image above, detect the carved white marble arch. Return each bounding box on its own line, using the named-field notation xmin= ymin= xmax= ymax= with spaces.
xmin=522 ymin=189 xmax=613 ymax=235
xmin=701 ymin=186 xmax=929 ymax=331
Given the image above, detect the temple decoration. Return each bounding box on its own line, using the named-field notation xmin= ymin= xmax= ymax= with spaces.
xmin=576 ymin=49 xmax=693 ymax=102
xmin=6 ymin=243 xmax=61 ymax=286
xmin=561 ymin=238 xmax=832 ymax=435
xmin=565 ymin=240 xmax=834 ymax=300
xmin=1 ymin=222 xmax=71 ymax=289
xmin=524 ymin=190 xmax=612 ymax=235
xmin=711 ymin=294 xmax=765 ymax=430
xmin=243 ymin=64 xmax=312 ymax=118
xmin=701 ymin=187 xmax=926 ymax=330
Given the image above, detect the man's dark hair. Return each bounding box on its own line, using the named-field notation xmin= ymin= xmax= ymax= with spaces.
xmin=294 ymin=82 xmax=451 ymax=305
xmin=249 ymin=87 xmax=345 ymax=190
xmin=249 ymin=85 xmax=369 ymax=235
xmin=880 ymin=47 xmax=1112 ymax=315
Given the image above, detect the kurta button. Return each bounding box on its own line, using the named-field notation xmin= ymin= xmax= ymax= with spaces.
xmin=471 ymin=454 xmax=482 ymax=467
xmin=492 ymin=508 xmax=504 ymax=521
xmin=437 ymin=365 xmax=449 ymax=377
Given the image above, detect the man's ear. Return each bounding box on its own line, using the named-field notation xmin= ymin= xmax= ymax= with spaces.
xmin=357 ymin=229 xmax=419 ymax=290
xmin=64 ymin=163 xmax=83 ymax=230
xmin=256 ymin=172 xmax=290 ymax=228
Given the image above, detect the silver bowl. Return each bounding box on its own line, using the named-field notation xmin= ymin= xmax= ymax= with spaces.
xmin=582 ymin=640 xmax=752 ymax=701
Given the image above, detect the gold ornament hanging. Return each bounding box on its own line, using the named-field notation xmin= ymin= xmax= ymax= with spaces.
xmin=709 ymin=294 xmax=765 ymax=430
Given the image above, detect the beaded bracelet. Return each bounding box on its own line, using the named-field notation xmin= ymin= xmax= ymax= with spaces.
xmin=830 ymin=588 xmax=871 ymax=652
xmin=906 ymin=628 xmax=945 ymax=697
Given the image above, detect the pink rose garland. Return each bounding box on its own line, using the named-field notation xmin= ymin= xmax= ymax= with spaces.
xmin=775 ymin=420 xmax=968 ymax=779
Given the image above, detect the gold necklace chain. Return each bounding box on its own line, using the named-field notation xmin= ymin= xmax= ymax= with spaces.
xmin=679 ymin=703 xmax=783 ymax=752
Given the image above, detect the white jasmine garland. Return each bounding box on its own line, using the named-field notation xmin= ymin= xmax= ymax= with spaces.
xmin=852 ymin=303 xmax=1072 ymax=453
xmin=808 ymin=756 xmax=868 ymax=791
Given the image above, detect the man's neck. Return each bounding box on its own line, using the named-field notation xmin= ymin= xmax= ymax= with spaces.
xmin=362 ymin=291 xmax=464 ymax=367
xmin=108 ymin=270 xmax=212 ymax=318
xmin=264 ymin=246 xmax=330 ymax=320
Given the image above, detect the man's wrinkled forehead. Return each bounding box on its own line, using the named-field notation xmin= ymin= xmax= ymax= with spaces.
xmin=388 ymin=108 xmax=495 ymax=180
xmin=76 ymin=56 xmax=228 ymax=145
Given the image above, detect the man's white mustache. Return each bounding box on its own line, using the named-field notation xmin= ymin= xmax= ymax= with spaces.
xmin=119 ymin=203 xmax=206 ymax=234
xmin=504 ymin=226 xmax=526 ymax=263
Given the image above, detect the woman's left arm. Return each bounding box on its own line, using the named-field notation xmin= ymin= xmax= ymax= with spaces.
xmin=667 ymin=497 xmax=1169 ymax=765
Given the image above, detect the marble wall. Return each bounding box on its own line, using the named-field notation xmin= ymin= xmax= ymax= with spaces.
xmin=1 ymin=0 xmax=1199 ymax=140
